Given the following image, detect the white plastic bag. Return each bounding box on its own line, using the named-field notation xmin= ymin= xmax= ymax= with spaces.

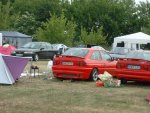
xmin=98 ymin=71 xmax=112 ymax=81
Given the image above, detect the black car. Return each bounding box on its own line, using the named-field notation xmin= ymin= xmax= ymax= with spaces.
xmin=11 ymin=42 xmax=58 ymax=61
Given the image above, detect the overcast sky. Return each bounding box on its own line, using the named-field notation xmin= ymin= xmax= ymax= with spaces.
xmin=67 ymin=0 xmax=150 ymax=4
xmin=135 ymin=0 xmax=150 ymax=4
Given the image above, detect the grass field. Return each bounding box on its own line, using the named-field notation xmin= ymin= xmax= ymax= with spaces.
xmin=0 ymin=60 xmax=150 ymax=113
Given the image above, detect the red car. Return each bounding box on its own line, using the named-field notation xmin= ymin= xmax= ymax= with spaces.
xmin=115 ymin=51 xmax=150 ymax=83
xmin=52 ymin=48 xmax=117 ymax=81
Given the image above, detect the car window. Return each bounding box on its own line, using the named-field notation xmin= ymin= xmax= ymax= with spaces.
xmin=101 ymin=51 xmax=111 ymax=61
xmin=52 ymin=44 xmax=59 ymax=50
xmin=126 ymin=52 xmax=150 ymax=60
xmin=21 ymin=42 xmax=41 ymax=49
xmin=63 ymin=48 xmax=89 ymax=57
xmin=91 ymin=51 xmax=102 ymax=60
xmin=144 ymin=53 xmax=150 ymax=60
xmin=45 ymin=43 xmax=52 ymax=49
xmin=41 ymin=44 xmax=47 ymax=49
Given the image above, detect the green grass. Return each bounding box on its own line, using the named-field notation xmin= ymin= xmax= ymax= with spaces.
xmin=0 ymin=60 xmax=150 ymax=113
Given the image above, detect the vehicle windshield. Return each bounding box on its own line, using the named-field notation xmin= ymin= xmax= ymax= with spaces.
xmin=110 ymin=47 xmax=129 ymax=55
xmin=126 ymin=52 xmax=150 ymax=60
xmin=21 ymin=42 xmax=41 ymax=49
xmin=62 ymin=48 xmax=89 ymax=57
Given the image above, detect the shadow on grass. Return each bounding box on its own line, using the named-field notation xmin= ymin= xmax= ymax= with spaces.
xmin=125 ymin=81 xmax=150 ymax=87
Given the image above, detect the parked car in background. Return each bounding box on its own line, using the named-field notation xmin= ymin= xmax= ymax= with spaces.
xmin=11 ymin=42 xmax=58 ymax=61
xmin=115 ymin=51 xmax=150 ymax=83
xmin=91 ymin=45 xmax=106 ymax=51
xmin=76 ymin=44 xmax=106 ymax=51
xmin=52 ymin=44 xmax=68 ymax=54
xmin=52 ymin=48 xmax=117 ymax=81
xmin=109 ymin=47 xmax=130 ymax=59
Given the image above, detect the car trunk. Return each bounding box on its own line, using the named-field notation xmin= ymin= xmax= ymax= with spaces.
xmin=117 ymin=58 xmax=150 ymax=71
xmin=53 ymin=55 xmax=86 ymax=67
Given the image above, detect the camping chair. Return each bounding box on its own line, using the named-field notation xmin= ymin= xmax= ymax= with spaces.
xmin=30 ymin=65 xmax=39 ymax=77
xmin=29 ymin=58 xmax=39 ymax=77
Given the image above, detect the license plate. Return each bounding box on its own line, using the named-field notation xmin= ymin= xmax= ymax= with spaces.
xmin=16 ymin=54 xmax=23 ymax=57
xmin=62 ymin=62 xmax=73 ymax=65
xmin=128 ymin=65 xmax=140 ymax=70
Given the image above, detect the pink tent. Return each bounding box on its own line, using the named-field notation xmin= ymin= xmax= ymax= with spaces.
xmin=0 ymin=45 xmax=16 ymax=55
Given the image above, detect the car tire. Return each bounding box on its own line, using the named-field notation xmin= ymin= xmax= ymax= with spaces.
xmin=89 ymin=68 xmax=99 ymax=81
xmin=33 ymin=54 xmax=39 ymax=61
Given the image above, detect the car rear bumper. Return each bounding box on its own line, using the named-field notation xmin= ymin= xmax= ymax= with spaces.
xmin=52 ymin=66 xmax=93 ymax=80
xmin=115 ymin=69 xmax=150 ymax=82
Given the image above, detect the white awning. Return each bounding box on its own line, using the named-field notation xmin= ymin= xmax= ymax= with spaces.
xmin=114 ymin=32 xmax=150 ymax=44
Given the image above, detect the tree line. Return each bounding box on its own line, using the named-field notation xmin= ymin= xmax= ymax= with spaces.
xmin=0 ymin=0 xmax=150 ymax=47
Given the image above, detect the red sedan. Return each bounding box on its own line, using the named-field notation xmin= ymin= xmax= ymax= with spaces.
xmin=52 ymin=48 xmax=117 ymax=81
xmin=115 ymin=51 xmax=150 ymax=83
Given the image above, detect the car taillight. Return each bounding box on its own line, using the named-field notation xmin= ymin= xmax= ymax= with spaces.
xmin=148 ymin=66 xmax=150 ymax=71
xmin=78 ymin=61 xmax=86 ymax=66
xmin=145 ymin=65 xmax=150 ymax=71
xmin=116 ymin=63 xmax=125 ymax=68
xmin=53 ymin=60 xmax=60 ymax=65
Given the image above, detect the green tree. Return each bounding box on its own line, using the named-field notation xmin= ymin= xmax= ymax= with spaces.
xmin=35 ymin=13 xmax=76 ymax=46
xmin=13 ymin=0 xmax=62 ymax=22
xmin=142 ymin=18 xmax=150 ymax=34
xmin=13 ymin=11 xmax=37 ymax=36
xmin=137 ymin=1 xmax=150 ymax=31
xmin=0 ymin=0 xmax=15 ymax=5
xmin=80 ymin=27 xmax=107 ymax=46
xmin=0 ymin=1 xmax=16 ymax=30
xmin=63 ymin=0 xmax=141 ymax=44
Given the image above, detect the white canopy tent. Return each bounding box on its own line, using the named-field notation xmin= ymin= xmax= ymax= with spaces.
xmin=113 ymin=32 xmax=150 ymax=50
xmin=0 ymin=55 xmax=14 ymax=84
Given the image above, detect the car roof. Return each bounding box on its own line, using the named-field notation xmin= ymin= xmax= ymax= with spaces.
xmin=69 ymin=47 xmax=105 ymax=51
xmin=130 ymin=50 xmax=150 ymax=53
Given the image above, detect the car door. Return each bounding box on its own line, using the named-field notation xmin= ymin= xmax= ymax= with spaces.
xmin=38 ymin=43 xmax=50 ymax=58
xmin=100 ymin=51 xmax=117 ymax=75
xmin=89 ymin=50 xmax=105 ymax=74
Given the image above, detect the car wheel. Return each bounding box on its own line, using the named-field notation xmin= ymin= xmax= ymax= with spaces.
xmin=89 ymin=68 xmax=99 ymax=81
xmin=33 ymin=54 xmax=39 ymax=61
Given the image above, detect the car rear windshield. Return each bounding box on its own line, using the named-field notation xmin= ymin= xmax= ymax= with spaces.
xmin=126 ymin=52 xmax=150 ymax=60
xmin=63 ymin=48 xmax=89 ymax=57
